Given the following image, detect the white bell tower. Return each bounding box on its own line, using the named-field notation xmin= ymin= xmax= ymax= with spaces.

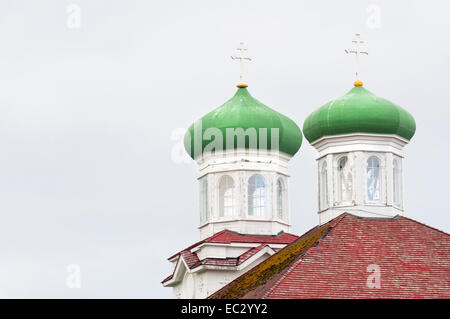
xmin=196 ymin=149 xmax=292 ymax=239
xmin=163 ymin=44 xmax=302 ymax=299
xmin=303 ymin=34 xmax=416 ymax=225
xmin=184 ymin=43 xmax=302 ymax=239
xmin=312 ymin=133 xmax=408 ymax=225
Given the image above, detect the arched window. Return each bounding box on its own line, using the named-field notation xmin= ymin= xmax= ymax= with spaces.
xmin=393 ymin=159 xmax=402 ymax=207
xmin=338 ymin=156 xmax=352 ymax=203
xmin=219 ymin=175 xmax=235 ymax=217
xmin=200 ymin=179 xmax=208 ymax=223
xmin=248 ymin=174 xmax=266 ymax=217
xmin=276 ymin=178 xmax=284 ymax=219
xmin=320 ymin=161 xmax=328 ymax=210
xmin=367 ymin=156 xmax=380 ymax=201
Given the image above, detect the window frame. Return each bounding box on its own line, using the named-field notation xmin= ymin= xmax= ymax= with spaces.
xmin=336 ymin=155 xmax=353 ymax=205
xmin=219 ymin=175 xmax=235 ymax=218
xmin=366 ymin=155 xmax=381 ymax=203
xmin=248 ymin=174 xmax=266 ymax=218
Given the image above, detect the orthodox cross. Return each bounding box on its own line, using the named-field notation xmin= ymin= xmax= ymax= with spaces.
xmin=231 ymin=42 xmax=252 ymax=86
xmin=345 ymin=34 xmax=368 ymax=82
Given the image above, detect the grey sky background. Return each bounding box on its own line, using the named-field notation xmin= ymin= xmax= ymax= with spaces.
xmin=0 ymin=0 xmax=448 ymax=298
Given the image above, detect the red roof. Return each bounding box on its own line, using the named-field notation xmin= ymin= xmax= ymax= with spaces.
xmin=204 ymin=230 xmax=298 ymax=244
xmin=167 ymin=230 xmax=299 ymax=260
xmin=239 ymin=244 xmax=268 ymax=264
xmin=209 ymin=214 xmax=450 ymax=299
xmin=162 ymin=230 xmax=298 ymax=284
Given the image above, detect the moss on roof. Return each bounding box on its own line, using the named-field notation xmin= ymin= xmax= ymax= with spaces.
xmin=209 ymin=225 xmax=331 ymax=299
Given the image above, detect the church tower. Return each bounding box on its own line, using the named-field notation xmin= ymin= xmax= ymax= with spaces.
xmin=162 ymin=43 xmax=302 ymax=298
xmin=302 ymin=34 xmax=416 ymax=225
xmin=184 ymin=43 xmax=302 ymax=239
xmin=164 ymin=37 xmax=450 ymax=301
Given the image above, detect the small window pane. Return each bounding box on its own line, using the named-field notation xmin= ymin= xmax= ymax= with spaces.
xmin=367 ymin=156 xmax=380 ymax=201
xmin=219 ymin=176 xmax=235 ymax=217
xmin=338 ymin=156 xmax=352 ymax=202
xmin=248 ymin=174 xmax=266 ymax=217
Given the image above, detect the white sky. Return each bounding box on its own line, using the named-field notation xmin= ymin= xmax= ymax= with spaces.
xmin=0 ymin=0 xmax=448 ymax=298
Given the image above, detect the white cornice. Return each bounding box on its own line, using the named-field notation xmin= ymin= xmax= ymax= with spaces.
xmin=311 ymin=133 xmax=409 ymax=158
xmin=195 ymin=149 xmax=291 ymax=178
xmin=198 ymin=218 xmax=291 ymax=228
xmin=195 ymin=149 xmax=292 ymax=164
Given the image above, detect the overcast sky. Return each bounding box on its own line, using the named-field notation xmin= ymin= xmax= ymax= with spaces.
xmin=0 ymin=0 xmax=448 ymax=298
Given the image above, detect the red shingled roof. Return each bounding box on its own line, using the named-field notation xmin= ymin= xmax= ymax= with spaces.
xmin=209 ymin=214 xmax=450 ymax=299
xmin=205 ymin=230 xmax=298 ymax=244
xmin=162 ymin=230 xmax=298 ymax=284
xmin=238 ymin=244 xmax=268 ymax=264
xmin=167 ymin=230 xmax=298 ymax=260
xmin=180 ymin=250 xmax=201 ymax=269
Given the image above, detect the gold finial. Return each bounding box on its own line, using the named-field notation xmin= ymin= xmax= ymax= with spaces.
xmin=231 ymin=42 xmax=252 ymax=87
xmin=354 ymin=80 xmax=363 ymax=87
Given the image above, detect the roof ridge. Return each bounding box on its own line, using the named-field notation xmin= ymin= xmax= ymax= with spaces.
xmin=341 ymin=212 xmax=449 ymax=236
xmin=346 ymin=213 xmax=400 ymax=221
xmin=168 ymin=230 xmax=234 ymax=259
xmin=321 ymin=212 xmax=350 ymax=227
xmin=260 ymin=254 xmax=301 ymax=299
xmin=208 ymin=225 xmax=331 ymax=299
xmin=210 ymin=228 xmax=297 ymax=238
xmin=169 ymin=230 xmax=234 ymax=259
xmin=237 ymin=243 xmax=268 ymax=264
xmin=399 ymin=215 xmax=450 ymax=237
xmin=205 ymin=229 xmax=230 ymax=242
xmin=261 ymin=223 xmax=337 ymax=299
xmin=163 ymin=249 xmax=201 ymax=283
xmin=240 ymin=243 xmax=266 ymax=254
xmin=167 ymin=238 xmax=205 ymax=260
xmin=168 ymin=229 xmax=298 ymax=262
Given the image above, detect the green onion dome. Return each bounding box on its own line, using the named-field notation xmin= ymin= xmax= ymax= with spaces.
xmin=184 ymin=86 xmax=302 ymax=159
xmin=303 ymin=84 xmax=416 ymax=143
